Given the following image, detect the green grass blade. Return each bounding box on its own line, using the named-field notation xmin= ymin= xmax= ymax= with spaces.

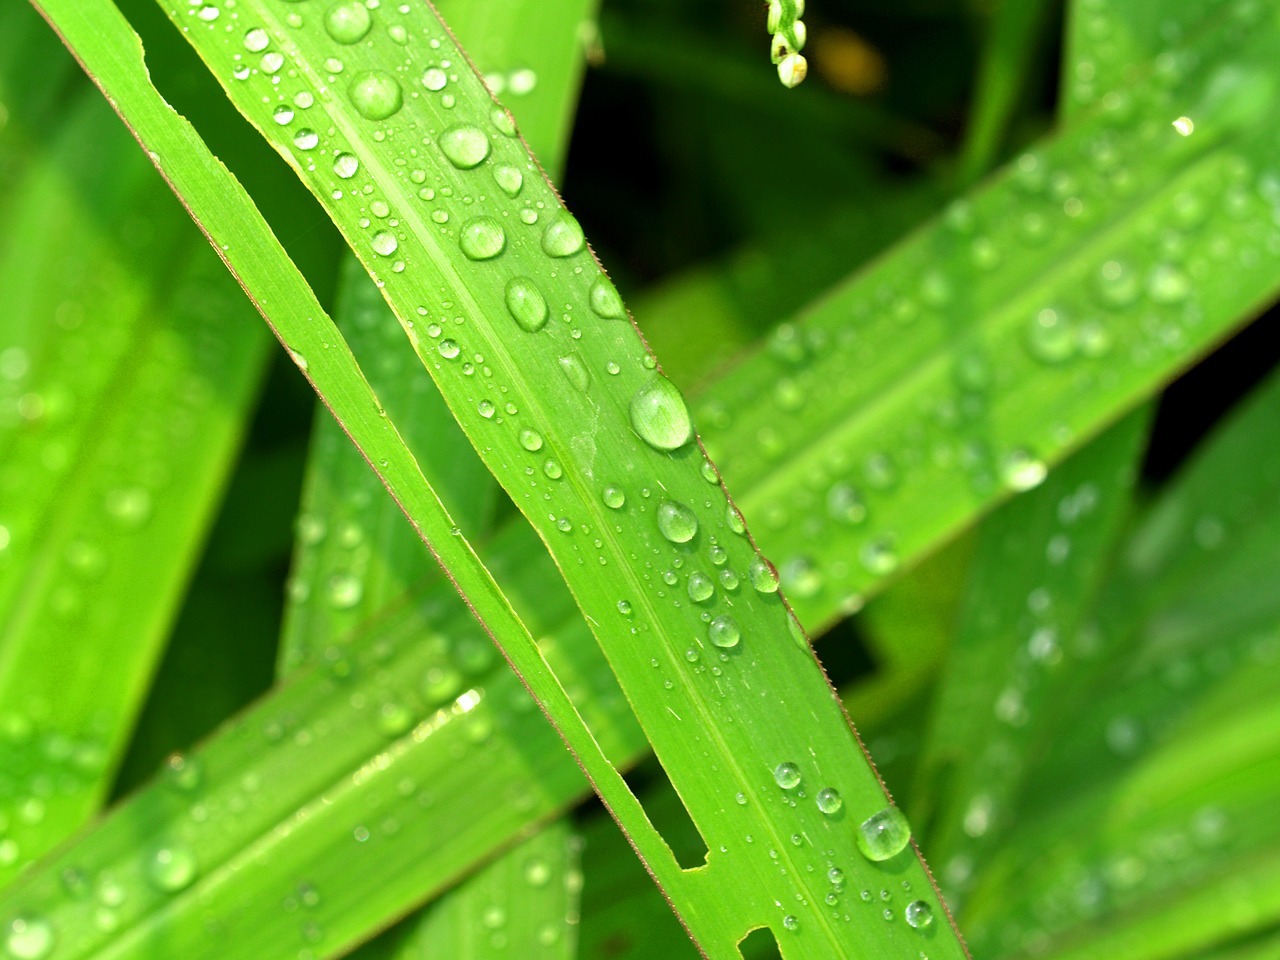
xmin=911 ymin=409 xmax=1149 ymax=905
xmin=125 ymin=2 xmax=960 ymax=955
xmin=0 ymin=57 xmax=269 ymax=884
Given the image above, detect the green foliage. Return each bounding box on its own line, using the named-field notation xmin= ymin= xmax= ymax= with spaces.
xmin=2 ymin=0 xmax=1280 ymax=959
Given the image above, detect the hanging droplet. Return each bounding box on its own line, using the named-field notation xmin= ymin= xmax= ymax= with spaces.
xmin=324 ymin=1 xmax=372 ymax=43
xmin=439 ymin=125 xmax=491 ymax=168
xmin=708 ymin=615 xmax=740 ymax=648
xmin=459 ymin=217 xmax=506 ymax=260
xmin=541 ymin=213 xmax=585 ymax=257
xmin=504 ymin=277 xmax=549 ymax=332
xmin=855 ymin=807 xmax=912 ymax=862
xmin=656 ymin=501 xmax=698 ymax=543
xmin=630 ymin=376 xmax=693 ymax=451
xmin=589 ymin=276 xmax=627 ymax=319
xmin=349 ymin=71 xmax=403 ymax=120
xmin=748 ymin=558 xmax=779 ymax=593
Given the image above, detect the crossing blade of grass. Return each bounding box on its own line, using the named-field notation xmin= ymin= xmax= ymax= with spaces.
xmin=956 ymin=369 xmax=1280 ymax=958
xmin=33 ymin=3 xmax=960 ymax=957
xmin=123 ymin=2 xmax=965 ymax=956
xmin=0 ymin=66 xmax=269 ymax=885
xmin=699 ymin=0 xmax=1280 ymax=632
xmin=909 ymin=409 xmax=1149 ymax=907
xmin=351 ymin=822 xmax=583 ymax=960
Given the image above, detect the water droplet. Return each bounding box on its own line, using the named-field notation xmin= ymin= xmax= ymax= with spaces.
xmin=656 ymin=501 xmax=698 ymax=543
xmin=163 ymin=753 xmax=203 ymax=792
xmin=272 ymin=104 xmax=294 ymax=124
xmin=558 ymin=354 xmax=591 ymax=393
xmin=244 ymin=27 xmax=270 ymax=52
xmin=860 ymin=538 xmax=899 ymax=576
xmin=260 ymin=51 xmax=285 ymax=74
xmin=519 ymin=429 xmax=543 ymax=452
xmin=617 ymin=599 xmax=632 ymax=616
xmin=478 ymin=399 xmax=496 ymax=419
xmin=4 ymin=916 xmax=53 ymax=959
xmin=421 ymin=67 xmax=448 ymax=91
xmin=719 ymin=568 xmax=739 ymax=590
xmin=459 ymin=217 xmax=505 ymax=260
xmin=349 ymin=71 xmax=403 ymax=120
xmin=494 ymin=165 xmax=523 ymax=197
xmin=708 ymin=615 xmax=740 ymax=648
xmin=504 ymin=278 xmax=549 ymax=332
xmin=541 ymin=213 xmax=585 ymax=257
xmin=1147 ymin=263 xmax=1191 ymax=304
xmin=630 ymin=376 xmax=693 ymax=451
xmin=1096 ymin=259 xmax=1139 ymax=307
xmin=324 ymin=1 xmax=371 ymax=43
xmin=327 ymin=572 xmax=363 ymax=609
xmin=905 ymin=900 xmax=933 ymax=929
xmin=293 ymin=128 xmax=319 ymax=150
xmin=1026 ymin=307 xmax=1076 ymax=364
xmin=856 ymin=807 xmax=912 ymax=861
xmin=782 ymin=914 xmax=800 ymax=932
xmin=828 ymin=866 xmax=845 ymax=886
xmin=773 ymin=761 xmax=801 ymax=789
xmin=816 ymin=788 xmax=843 ymax=815
xmin=489 ymin=107 xmax=517 ymax=137
xmin=589 ymin=276 xmax=626 ymax=319
xmin=1001 ymin=449 xmax=1047 ymax=491
xmin=748 ymin=558 xmax=779 ymax=593
xmin=333 ymin=153 xmax=359 ymax=179
xmin=543 ymin=459 xmax=563 ymax=480
xmin=371 ymin=230 xmax=398 ymax=256
xmin=147 ymin=845 xmax=197 ymax=892
xmin=602 ymin=485 xmax=626 ymax=510
xmin=439 ymin=125 xmax=490 ymax=168
xmin=687 ymin=571 xmax=714 ymax=602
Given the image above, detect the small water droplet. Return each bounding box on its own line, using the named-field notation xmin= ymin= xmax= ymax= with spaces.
xmin=272 ymin=104 xmax=294 ymax=125
xmin=244 ymin=27 xmax=270 ymax=52
xmin=333 ymin=152 xmax=359 ymax=179
xmin=687 ymin=571 xmax=715 ymax=602
xmin=324 ymin=1 xmax=371 ymax=43
xmin=856 ymin=807 xmax=912 ymax=862
xmin=630 ymin=376 xmax=693 ymax=451
xmin=293 ymin=128 xmax=319 ymax=150
xmin=773 ymin=762 xmax=801 ymax=789
xmin=494 ymin=165 xmax=523 ymax=197
xmin=816 ymin=788 xmax=843 ymax=815
xmin=541 ymin=213 xmax=585 ymax=257
xmin=708 ymin=615 xmax=740 ymax=648
xmin=905 ymin=900 xmax=933 ymax=929
xmin=439 ymin=125 xmax=490 ymax=168
xmin=782 ymin=914 xmax=800 ymax=932
xmin=490 ymin=107 xmax=517 ymax=137
xmin=543 ymin=459 xmax=563 ymax=480
xmin=602 ymin=485 xmax=626 ymax=509
xmin=1001 ymin=449 xmax=1047 ymax=491
xmin=421 ymin=67 xmax=448 ymax=91
xmin=589 ymin=276 xmax=626 ymax=319
xmin=519 ymin=429 xmax=544 ymax=452
xmin=860 ymin=538 xmax=899 ymax=576
xmin=1147 ymin=263 xmax=1191 ymax=304
xmin=371 ymin=230 xmax=398 ymax=256
xmin=349 ymin=71 xmax=403 ymax=120
xmin=1026 ymin=307 xmax=1076 ymax=364
xmin=558 ymin=354 xmax=591 ymax=392
xmin=459 ymin=217 xmax=506 ymax=260
xmin=504 ymin=278 xmax=549 ymax=332
xmin=656 ymin=501 xmax=698 ymax=543
xmin=617 ymin=599 xmax=632 ymax=616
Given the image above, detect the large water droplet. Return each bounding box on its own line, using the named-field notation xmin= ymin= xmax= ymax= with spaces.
xmin=589 ymin=276 xmax=626 ymax=319
xmin=541 ymin=214 xmax=585 ymax=257
xmin=293 ymin=128 xmax=319 ymax=150
xmin=244 ymin=27 xmax=270 ymax=52
xmin=4 ymin=915 xmax=54 ymax=959
xmin=459 ymin=217 xmax=506 ymax=260
xmin=504 ymin=278 xmax=549 ymax=332
xmin=349 ymin=71 xmax=403 ymax=120
xmin=519 ymin=430 xmax=543 ymax=452
xmin=773 ymin=762 xmax=801 ymax=789
xmin=333 ymin=152 xmax=359 ymax=179
xmin=748 ymin=557 xmax=779 ymax=593
xmin=708 ymin=615 xmax=740 ymax=648
xmin=324 ymin=1 xmax=371 ymax=43
xmin=905 ymin=900 xmax=933 ymax=929
xmin=687 ymin=571 xmax=715 ymax=602
xmin=494 ymin=165 xmax=523 ymax=197
xmin=816 ymin=787 xmax=843 ymax=815
xmin=371 ymin=231 xmax=398 ymax=256
xmin=602 ymin=485 xmax=626 ymax=510
xmin=656 ymin=501 xmax=698 ymax=543
xmin=421 ymin=67 xmax=448 ymax=91
xmin=855 ymin=807 xmax=912 ymax=861
xmin=439 ymin=125 xmax=490 ymax=168
xmin=558 ymin=354 xmax=591 ymax=393
xmin=629 ymin=376 xmax=692 ymax=451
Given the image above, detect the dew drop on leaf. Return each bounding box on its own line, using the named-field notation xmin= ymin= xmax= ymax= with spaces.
xmin=708 ymin=615 xmax=740 ymax=648
xmin=748 ymin=557 xmax=779 ymax=593
xmin=773 ymin=761 xmax=801 ymax=789
xmin=687 ymin=571 xmax=715 ymax=602
xmin=371 ymin=230 xmax=398 ymax=256
xmin=905 ymin=900 xmax=934 ymax=929
xmin=602 ymin=485 xmax=626 ymax=509
xmin=558 ymin=354 xmax=591 ymax=393
xmin=504 ymin=278 xmax=549 ymax=332
xmin=4 ymin=915 xmax=53 ymax=959
xmin=656 ymin=500 xmax=698 ymax=543
xmin=421 ymin=67 xmax=448 ymax=91
xmin=147 ymin=845 xmax=197 ymax=892
xmin=494 ymin=165 xmax=523 ymax=197
xmin=333 ymin=152 xmax=359 ymax=179
xmin=629 ymin=376 xmax=693 ymax=451
xmin=855 ymin=807 xmax=912 ymax=861
xmin=459 ymin=217 xmax=506 ymax=260
xmin=519 ymin=429 xmax=543 ymax=452
xmin=324 ymin=1 xmax=371 ymax=44
xmin=439 ymin=125 xmax=491 ymax=168
xmin=816 ymin=787 xmax=843 ymax=815
xmin=349 ymin=71 xmax=403 ymax=120
xmin=589 ymin=275 xmax=626 ymax=319
xmin=541 ymin=213 xmax=585 ymax=257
